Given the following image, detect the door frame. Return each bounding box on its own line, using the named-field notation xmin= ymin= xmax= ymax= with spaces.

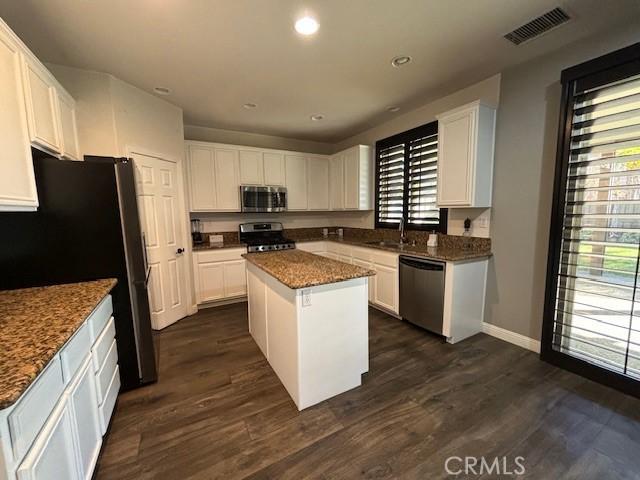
xmin=540 ymin=42 xmax=640 ymax=399
xmin=126 ymin=145 xmax=198 ymax=318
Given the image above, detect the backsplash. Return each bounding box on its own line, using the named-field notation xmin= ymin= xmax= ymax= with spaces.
xmin=196 ymin=226 xmax=491 ymax=251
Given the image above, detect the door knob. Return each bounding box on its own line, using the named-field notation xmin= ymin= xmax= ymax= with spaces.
xmin=176 ymin=248 xmax=185 ymax=254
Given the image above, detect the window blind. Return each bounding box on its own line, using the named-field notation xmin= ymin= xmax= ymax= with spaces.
xmin=374 ymin=121 xmax=445 ymax=231
xmin=376 ymin=143 xmax=405 ymax=225
xmin=408 ymin=132 xmax=439 ymax=226
xmin=552 ymin=74 xmax=640 ymax=378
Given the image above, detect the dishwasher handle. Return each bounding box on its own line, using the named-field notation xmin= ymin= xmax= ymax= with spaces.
xmin=399 ymin=256 xmax=444 ymax=271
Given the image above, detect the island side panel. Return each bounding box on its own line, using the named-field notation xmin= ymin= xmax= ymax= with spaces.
xmin=297 ymin=277 xmax=369 ymax=410
xmin=246 ymin=265 xmax=268 ymax=357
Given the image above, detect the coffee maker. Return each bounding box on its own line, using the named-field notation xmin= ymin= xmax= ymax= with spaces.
xmin=191 ymin=218 xmax=204 ymax=244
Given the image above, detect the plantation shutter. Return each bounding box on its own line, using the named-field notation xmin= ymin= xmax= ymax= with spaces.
xmin=408 ymin=130 xmax=439 ymax=226
xmin=375 ymin=121 xmax=446 ymax=231
xmin=551 ymin=73 xmax=640 ymax=378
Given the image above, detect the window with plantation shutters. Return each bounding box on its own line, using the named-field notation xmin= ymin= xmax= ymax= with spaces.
xmin=374 ymin=122 xmax=446 ymax=231
xmin=543 ymin=43 xmax=640 ymax=396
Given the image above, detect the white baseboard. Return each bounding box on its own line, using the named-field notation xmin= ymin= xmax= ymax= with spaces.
xmin=482 ymin=322 xmax=541 ymax=353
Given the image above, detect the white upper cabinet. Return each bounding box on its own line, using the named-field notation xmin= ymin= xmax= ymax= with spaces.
xmin=307 ymin=156 xmax=329 ymax=210
xmin=285 ymin=154 xmax=308 ymax=210
xmin=334 ymin=144 xmax=373 ymax=210
xmin=214 ymin=148 xmax=240 ymax=210
xmin=187 ymin=145 xmax=216 ymax=211
xmin=22 ymin=54 xmax=61 ymax=154
xmin=436 ymin=101 xmax=496 ymax=208
xmin=329 ymin=155 xmax=344 ymax=210
xmin=239 ymin=150 xmax=263 ymax=185
xmin=0 ymin=22 xmax=37 ymax=211
xmin=56 ymin=90 xmax=81 ymax=161
xmin=263 ymin=152 xmax=285 ymax=186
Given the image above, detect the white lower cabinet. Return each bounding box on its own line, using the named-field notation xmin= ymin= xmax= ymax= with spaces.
xmin=16 ymin=399 xmax=80 ymax=480
xmin=194 ymin=248 xmax=247 ymax=304
xmin=68 ymin=359 xmax=101 ymax=480
xmin=0 ymin=295 xmax=118 ymax=480
xmin=372 ymin=264 xmax=398 ymax=313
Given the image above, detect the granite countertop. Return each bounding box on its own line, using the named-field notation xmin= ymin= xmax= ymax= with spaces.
xmin=0 ymin=278 xmax=117 ymax=409
xmin=243 ymin=250 xmax=375 ymax=289
xmin=295 ymin=237 xmax=492 ymax=262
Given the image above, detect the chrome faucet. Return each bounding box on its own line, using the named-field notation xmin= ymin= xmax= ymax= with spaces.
xmin=398 ymin=218 xmax=407 ymax=245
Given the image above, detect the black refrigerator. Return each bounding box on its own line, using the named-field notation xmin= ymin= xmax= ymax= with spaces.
xmin=0 ymin=148 xmax=157 ymax=391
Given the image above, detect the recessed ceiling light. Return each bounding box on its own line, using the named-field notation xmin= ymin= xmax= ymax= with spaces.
xmin=295 ymin=16 xmax=319 ymax=35
xmin=310 ymin=114 xmax=324 ymax=121
xmin=153 ymin=86 xmax=172 ymax=95
xmin=243 ymin=102 xmax=258 ymax=109
xmin=386 ymin=106 xmax=400 ymax=113
xmin=391 ymin=55 xmax=412 ymax=67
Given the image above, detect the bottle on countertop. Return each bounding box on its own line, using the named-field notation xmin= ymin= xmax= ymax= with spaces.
xmin=463 ymin=218 xmax=472 ymax=237
xmin=427 ymin=231 xmax=438 ymax=247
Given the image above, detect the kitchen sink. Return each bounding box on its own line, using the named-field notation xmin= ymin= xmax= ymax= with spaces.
xmin=365 ymin=240 xmax=404 ymax=248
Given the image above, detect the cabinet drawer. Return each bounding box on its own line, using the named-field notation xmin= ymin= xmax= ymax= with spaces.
xmin=351 ymin=247 xmax=372 ymax=262
xmin=60 ymin=322 xmax=91 ymax=383
xmin=87 ymin=295 xmax=113 ymax=343
xmin=195 ymin=248 xmax=245 ymax=263
xmin=98 ymin=366 xmax=120 ymax=435
xmin=9 ymin=356 xmax=65 ymax=462
xmin=371 ymin=250 xmax=398 ymax=268
xmin=95 ymin=339 xmax=118 ymax=405
xmin=91 ymin=317 xmax=115 ymax=373
xmin=327 ymin=242 xmax=351 ymax=256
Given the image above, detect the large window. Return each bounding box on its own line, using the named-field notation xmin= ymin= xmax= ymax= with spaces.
xmin=374 ymin=121 xmax=447 ymax=231
xmin=542 ymin=42 xmax=640 ymax=398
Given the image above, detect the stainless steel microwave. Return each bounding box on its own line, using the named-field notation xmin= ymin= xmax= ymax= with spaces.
xmin=240 ymin=186 xmax=287 ymax=212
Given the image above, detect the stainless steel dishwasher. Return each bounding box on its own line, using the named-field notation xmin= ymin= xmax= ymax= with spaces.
xmin=399 ymin=255 xmax=445 ymax=334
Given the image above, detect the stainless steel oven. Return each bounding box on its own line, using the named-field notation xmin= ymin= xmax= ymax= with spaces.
xmin=240 ymin=186 xmax=287 ymax=212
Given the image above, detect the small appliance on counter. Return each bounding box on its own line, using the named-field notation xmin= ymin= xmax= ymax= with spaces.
xmin=239 ymin=222 xmax=295 ymax=252
xmin=191 ymin=218 xmax=204 ymax=244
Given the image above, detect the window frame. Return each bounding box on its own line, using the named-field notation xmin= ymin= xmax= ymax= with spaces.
xmin=374 ymin=121 xmax=448 ymax=232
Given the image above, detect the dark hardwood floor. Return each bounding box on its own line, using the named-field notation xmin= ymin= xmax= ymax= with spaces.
xmin=96 ymin=303 xmax=640 ymax=479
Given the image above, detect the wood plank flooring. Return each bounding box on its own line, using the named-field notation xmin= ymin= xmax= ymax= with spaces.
xmin=96 ymin=303 xmax=640 ymax=479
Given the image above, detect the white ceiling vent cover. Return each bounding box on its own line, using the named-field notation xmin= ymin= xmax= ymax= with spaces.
xmin=504 ymin=7 xmax=571 ymax=45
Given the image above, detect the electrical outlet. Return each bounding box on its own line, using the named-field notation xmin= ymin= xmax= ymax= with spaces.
xmin=476 ymin=215 xmax=489 ymax=228
xmin=302 ymin=289 xmax=312 ymax=307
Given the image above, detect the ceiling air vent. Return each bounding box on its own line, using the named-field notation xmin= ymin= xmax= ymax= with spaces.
xmin=504 ymin=7 xmax=571 ymax=45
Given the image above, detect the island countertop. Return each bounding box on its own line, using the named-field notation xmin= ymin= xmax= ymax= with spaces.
xmin=243 ymin=250 xmax=375 ymax=289
xmin=0 ymin=278 xmax=117 ymax=409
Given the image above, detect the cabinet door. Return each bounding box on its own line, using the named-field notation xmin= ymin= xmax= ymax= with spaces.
xmin=353 ymin=259 xmax=374 ymax=302
xmin=263 ymin=152 xmax=285 ymax=186
xmin=373 ymin=264 xmax=398 ymax=313
xmin=329 ymin=155 xmax=344 ymax=210
xmin=17 ymin=399 xmax=81 ymax=480
xmin=57 ymin=90 xmax=80 ymax=161
xmin=197 ymin=262 xmax=224 ymax=302
xmin=223 ymin=260 xmax=247 ymax=297
xmin=0 ymin=26 xmax=37 ymax=211
xmin=437 ymin=109 xmax=474 ymax=206
xmin=188 ymin=146 xmax=216 ymax=210
xmin=307 ymin=156 xmax=329 ymax=210
xmin=285 ymin=155 xmax=308 ymax=210
xmin=239 ymin=150 xmax=263 ymax=185
xmin=68 ymin=359 xmax=101 ymax=480
xmin=22 ymin=55 xmax=60 ymax=153
xmin=344 ymin=147 xmax=360 ymax=209
xmin=214 ymin=148 xmax=240 ymax=211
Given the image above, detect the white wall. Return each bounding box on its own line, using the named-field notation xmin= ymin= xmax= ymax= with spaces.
xmin=47 ymin=64 xmax=184 ymax=163
xmin=185 ymin=125 xmax=334 ymax=155
xmin=485 ymin=22 xmax=640 ymax=341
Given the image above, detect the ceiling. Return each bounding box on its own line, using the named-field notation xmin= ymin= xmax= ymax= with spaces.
xmin=1 ymin=0 xmax=638 ymax=143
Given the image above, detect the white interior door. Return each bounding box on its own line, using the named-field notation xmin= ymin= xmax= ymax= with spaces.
xmin=132 ymin=153 xmax=188 ymax=330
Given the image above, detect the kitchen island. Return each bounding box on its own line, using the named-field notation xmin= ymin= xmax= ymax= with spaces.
xmin=243 ymin=249 xmax=375 ymax=410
